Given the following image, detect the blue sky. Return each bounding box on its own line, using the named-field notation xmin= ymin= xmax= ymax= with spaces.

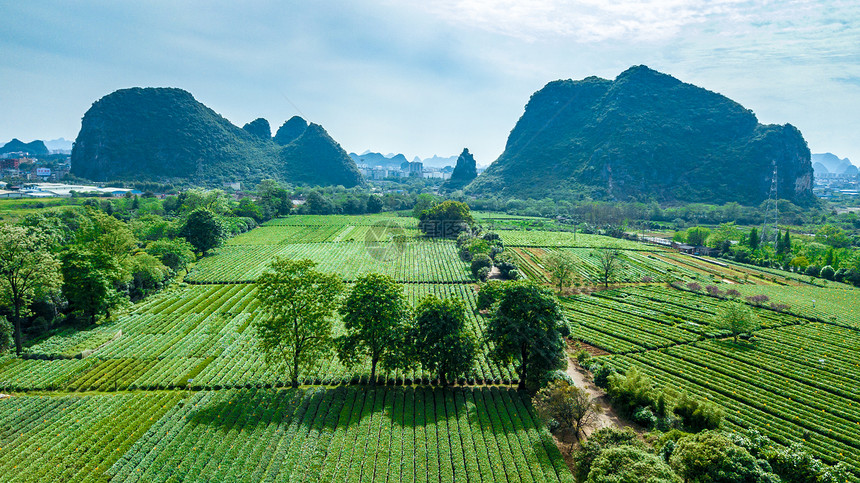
xmin=1 ymin=0 xmax=858 ymax=166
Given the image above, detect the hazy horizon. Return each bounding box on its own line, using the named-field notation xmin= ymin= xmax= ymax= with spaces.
xmin=2 ymin=1 xmax=859 ymax=166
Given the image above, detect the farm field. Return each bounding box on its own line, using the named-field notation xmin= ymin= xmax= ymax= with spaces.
xmin=510 ymin=247 xmax=705 ymax=285
xmin=564 ymin=285 xmax=860 ymax=479
xmin=1 ymin=283 xmax=518 ymax=392
xmin=187 ymin=240 xmax=472 ymax=283
xmin=0 ymin=386 xmax=572 ymax=483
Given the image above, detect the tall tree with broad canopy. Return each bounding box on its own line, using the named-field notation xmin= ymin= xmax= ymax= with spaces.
xmin=253 ymin=258 xmax=344 ymax=388
xmin=713 ymin=302 xmax=760 ymax=342
xmin=533 ymin=380 xmax=600 ymax=440
xmin=410 ymin=295 xmax=476 ymax=386
xmin=181 ymin=207 xmax=227 ymax=256
xmin=417 ymin=200 xmax=474 ymax=238
xmin=486 ymin=281 xmax=568 ymax=390
xmin=337 ymin=273 xmax=410 ymax=385
xmin=0 ymin=225 xmax=61 ymax=355
xmin=61 ymin=245 xmax=122 ymax=325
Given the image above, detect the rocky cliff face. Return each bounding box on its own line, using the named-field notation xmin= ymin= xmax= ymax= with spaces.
xmin=468 ymin=66 xmax=814 ymax=205
xmin=442 ymin=148 xmax=477 ymax=191
xmin=71 ymin=88 xmax=362 ymax=187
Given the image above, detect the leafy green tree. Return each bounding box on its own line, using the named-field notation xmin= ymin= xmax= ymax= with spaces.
xmin=574 ymin=427 xmax=644 ymax=482
xmin=0 ymin=225 xmax=62 ymax=355
xmin=685 ymin=226 xmax=710 ymax=246
xmin=714 ymin=302 xmax=760 ymax=342
xmin=253 ymin=258 xmax=344 ymax=388
xmin=670 ymin=431 xmax=777 ymax=483
xmin=470 ymin=253 xmax=493 ymax=281
xmin=127 ymin=253 xmax=170 ymax=301
xmin=61 ymin=246 xmax=122 ymax=325
xmin=301 ymin=191 xmax=335 ymax=215
xmin=411 ymin=295 xmax=476 ymax=386
xmin=233 ymin=197 xmax=263 ymax=222
xmin=412 ymin=193 xmax=437 ymax=218
xmin=417 ymin=200 xmax=474 ymax=238
xmin=366 ymin=194 xmax=384 ymax=213
xmin=337 ymin=273 xmax=410 ymax=385
xmin=533 ymin=380 xmax=600 ymax=439
xmin=815 ymin=225 xmax=850 ymax=248
xmin=587 ymin=446 xmax=681 ymax=483
xmin=181 ymin=208 xmax=227 ymax=256
xmin=476 ymin=280 xmax=505 ymax=311
xmin=0 ymin=316 xmax=12 ymax=353
xmin=546 ymin=251 xmax=577 ymax=292
xmin=748 ymin=228 xmax=760 ymax=250
xmin=594 ymin=248 xmax=623 ymax=289
xmin=782 ymin=230 xmax=791 ymax=254
xmin=144 ymin=238 xmax=196 ymax=273
xmin=486 ymin=281 xmax=567 ymax=390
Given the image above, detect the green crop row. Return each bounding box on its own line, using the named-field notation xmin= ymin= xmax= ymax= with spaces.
xmin=186 ymin=240 xmax=473 ymax=283
xmin=99 ymin=387 xmax=573 ymax=482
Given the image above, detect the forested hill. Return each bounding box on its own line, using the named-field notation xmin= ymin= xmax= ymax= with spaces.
xmin=70 ymin=87 xmax=363 ymax=187
xmin=468 ymin=65 xmax=815 ymax=205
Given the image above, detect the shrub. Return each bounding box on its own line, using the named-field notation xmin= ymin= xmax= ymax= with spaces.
xmin=470 ymin=253 xmax=492 ymax=280
xmin=705 ymin=285 xmax=722 ymax=297
xmin=819 ymin=265 xmax=835 ymax=281
xmin=575 ymin=349 xmax=592 ymax=365
xmin=590 ymin=360 xmax=616 ymax=388
xmin=769 ymin=303 xmax=791 ymax=312
xmin=685 ymin=282 xmax=702 ymax=292
xmin=507 ymin=269 xmax=521 ymax=280
xmin=745 ymin=294 xmax=770 ymax=306
xmin=725 ymin=288 xmax=741 ymax=298
xmin=805 ymin=265 xmax=820 ymax=277
xmin=673 ymin=392 xmax=723 ymax=431
xmin=641 ymin=275 xmax=654 ymax=283
xmin=476 ymin=267 xmax=491 ymax=282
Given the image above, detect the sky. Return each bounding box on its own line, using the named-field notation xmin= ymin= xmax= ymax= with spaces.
xmin=1 ymin=0 xmax=859 ymax=166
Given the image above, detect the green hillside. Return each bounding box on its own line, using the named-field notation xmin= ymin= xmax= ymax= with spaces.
xmin=70 ymin=87 xmax=363 ymax=187
xmin=468 ymin=66 xmax=815 ymax=205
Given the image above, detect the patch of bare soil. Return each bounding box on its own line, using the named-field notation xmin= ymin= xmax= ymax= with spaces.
xmin=550 ymin=353 xmax=647 ymax=475
xmin=571 ymin=340 xmax=609 ymax=357
xmin=0 ymin=394 xmax=10 ymax=400
xmin=487 ymin=266 xmax=503 ymax=280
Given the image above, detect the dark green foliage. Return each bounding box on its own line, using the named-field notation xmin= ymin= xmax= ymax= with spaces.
xmin=468 ymin=65 xmax=814 ymax=205
xmin=242 ymin=118 xmax=272 ymax=139
xmin=70 ymin=88 xmax=361 ymax=187
xmin=1 ymin=138 xmax=49 ymax=155
xmin=574 ymin=427 xmax=645 ymax=482
xmin=476 ymin=280 xmax=505 ymax=311
xmin=144 ymin=238 xmax=195 ymax=273
xmin=669 ymin=431 xmax=779 ymax=483
xmin=728 ymin=430 xmax=851 ymax=483
xmin=61 ymin=246 xmax=121 ymax=324
xmin=410 ymin=295 xmax=477 ymax=385
xmin=232 ymin=197 xmax=264 ymax=222
xmin=417 ymin=200 xmax=474 ymax=237
xmin=0 ymin=316 xmax=12 ymax=353
xmin=805 ymin=265 xmax=820 ymax=277
xmin=586 ymin=446 xmax=681 ymax=483
xmin=672 ymin=392 xmax=723 ymax=432
xmin=819 ymin=265 xmax=835 ymax=280
xmin=337 ymin=273 xmax=410 ymax=385
xmin=274 ymin=116 xmax=308 ymax=145
xmin=366 ymin=194 xmax=384 ymax=213
xmin=301 ymin=191 xmax=336 ymax=215
xmin=441 ymin=148 xmax=478 ymax=191
xmin=748 ymin=228 xmax=760 ymax=250
xmin=470 ymin=254 xmax=493 ymax=281
xmin=485 ymin=281 xmax=567 ymax=390
xmin=180 ymin=208 xmax=227 ymax=256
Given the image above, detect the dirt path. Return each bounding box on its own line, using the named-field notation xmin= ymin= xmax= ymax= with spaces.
xmin=564 ymin=355 xmax=635 ymax=440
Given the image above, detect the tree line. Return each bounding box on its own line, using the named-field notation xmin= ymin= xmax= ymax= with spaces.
xmin=251 ymin=258 xmax=569 ymax=391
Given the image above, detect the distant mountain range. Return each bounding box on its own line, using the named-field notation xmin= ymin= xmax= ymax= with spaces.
xmin=1 ymin=138 xmax=49 ymax=156
xmin=70 ymin=87 xmax=363 ymax=187
xmin=812 ymin=153 xmax=856 ymax=176
xmin=467 ymin=65 xmax=815 ymax=206
xmin=349 ymin=151 xmax=462 ymax=169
